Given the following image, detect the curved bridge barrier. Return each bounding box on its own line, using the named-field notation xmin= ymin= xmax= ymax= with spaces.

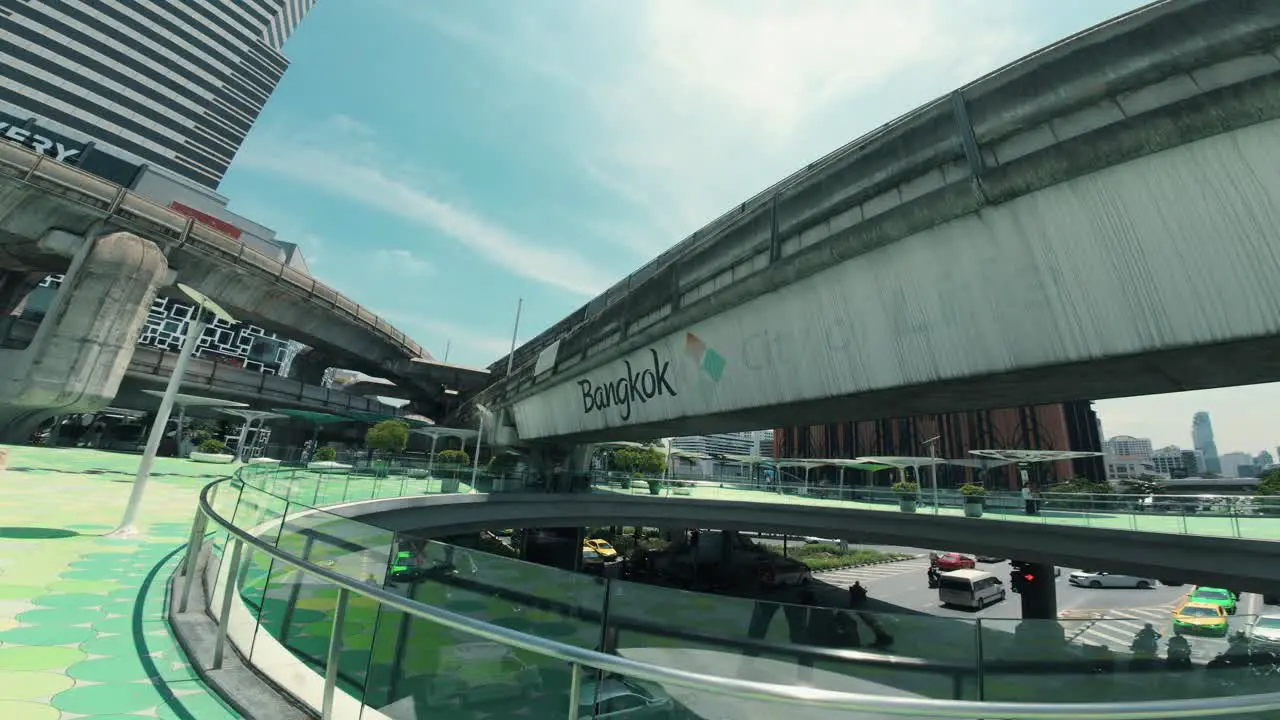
xmin=179 ymin=464 xmax=1280 ymax=719
xmin=596 ymin=474 xmax=1279 ymax=541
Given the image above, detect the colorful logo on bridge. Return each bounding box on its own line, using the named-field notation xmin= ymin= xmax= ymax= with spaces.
xmin=685 ymin=333 xmax=726 ymax=382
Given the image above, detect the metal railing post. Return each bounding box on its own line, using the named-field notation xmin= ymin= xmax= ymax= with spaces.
xmin=321 ymin=588 xmax=350 ymax=720
xmin=566 ymin=661 xmax=582 ymax=720
xmin=212 ymin=538 xmax=244 ymax=670
xmin=179 ymin=508 xmax=208 ymax=612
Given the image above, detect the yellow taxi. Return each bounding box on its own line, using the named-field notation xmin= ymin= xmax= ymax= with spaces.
xmin=1172 ymin=600 xmax=1229 ymax=636
xmin=583 ymin=539 xmax=618 ymax=559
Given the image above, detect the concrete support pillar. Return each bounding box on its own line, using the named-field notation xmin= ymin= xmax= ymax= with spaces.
xmin=523 ymin=527 xmax=583 ymax=572
xmin=0 ymin=232 xmax=169 ymax=443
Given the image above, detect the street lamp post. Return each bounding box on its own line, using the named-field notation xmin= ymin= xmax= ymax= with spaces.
xmin=110 ymin=284 xmax=235 ymax=538
xmin=924 ymin=435 xmax=941 ymax=515
xmin=469 ymin=405 xmax=489 ymax=489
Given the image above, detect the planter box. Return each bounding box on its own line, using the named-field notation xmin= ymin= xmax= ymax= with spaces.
xmin=307 ymin=461 xmax=352 ymax=473
xmin=190 ymin=452 xmax=235 ymax=464
xmin=248 ymin=457 xmax=280 ymax=466
xmin=407 ymin=469 xmax=429 ymax=479
xmin=963 ymin=500 xmax=984 ymax=518
xmin=897 ymin=498 xmax=918 ymax=513
xmin=441 ymin=478 xmax=461 ymax=494
xmin=647 ymin=483 xmax=664 ymax=496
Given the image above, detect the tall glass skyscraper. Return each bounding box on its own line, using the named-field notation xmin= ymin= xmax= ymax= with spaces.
xmin=1191 ymin=411 xmax=1222 ymax=474
xmin=0 ymin=0 xmax=317 ymax=188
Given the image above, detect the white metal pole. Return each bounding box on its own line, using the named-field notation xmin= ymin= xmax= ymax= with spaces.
xmin=427 ymin=432 xmax=439 ymax=475
xmin=930 ymin=442 xmax=940 ymax=515
xmin=662 ymin=439 xmax=672 ymax=482
xmin=506 ymin=298 xmax=523 ymax=376
xmin=442 ymin=340 xmax=451 ymax=363
xmin=234 ymin=414 xmax=252 ymax=463
xmin=469 ymin=417 xmax=484 ymax=488
xmin=111 ymin=309 xmax=207 ymax=537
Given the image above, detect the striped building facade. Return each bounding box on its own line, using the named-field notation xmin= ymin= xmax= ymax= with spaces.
xmin=0 ymin=0 xmax=317 ymax=189
xmin=775 ymin=401 xmax=1106 ymax=489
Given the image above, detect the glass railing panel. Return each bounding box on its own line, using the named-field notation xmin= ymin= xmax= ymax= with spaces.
xmin=978 ymin=614 xmax=1279 ymax=703
xmin=603 ymin=578 xmax=978 ymax=703
xmin=360 ymin=541 xmax=607 ymax=718
xmin=250 ymin=503 xmax=396 ymax=712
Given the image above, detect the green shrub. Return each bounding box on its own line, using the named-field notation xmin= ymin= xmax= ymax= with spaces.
xmin=766 ymin=543 xmax=911 ymax=571
xmin=437 ymin=449 xmax=470 ymax=466
xmin=313 ymin=446 xmax=337 ymax=462
xmin=959 ymin=483 xmax=987 ymax=497
xmin=365 ymin=420 xmax=409 ymax=454
xmin=198 ymin=439 xmax=227 ymax=454
xmin=891 ymin=480 xmax=919 ymax=496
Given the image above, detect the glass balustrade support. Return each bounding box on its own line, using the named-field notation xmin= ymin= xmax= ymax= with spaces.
xmin=212 ymin=538 xmax=243 ymax=671
xmin=567 ymin=661 xmax=583 ymax=720
xmin=178 ymin=507 xmax=207 ymax=613
xmin=320 ymin=587 xmax=349 ymax=720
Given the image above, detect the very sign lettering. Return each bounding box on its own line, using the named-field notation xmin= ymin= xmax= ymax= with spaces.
xmin=0 ymin=119 xmax=81 ymax=162
xmin=578 ymin=348 xmax=676 ymax=421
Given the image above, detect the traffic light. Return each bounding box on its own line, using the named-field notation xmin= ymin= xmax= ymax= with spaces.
xmin=1009 ymin=570 xmax=1024 ymax=593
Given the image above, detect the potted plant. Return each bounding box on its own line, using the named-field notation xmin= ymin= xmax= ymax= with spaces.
xmin=307 ymin=446 xmax=351 ymax=473
xmin=190 ymin=439 xmax=235 ymax=464
xmin=892 ymin=480 xmax=919 ymax=512
xmin=436 ymin=450 xmax=469 ymax=493
xmin=646 ymin=478 xmax=665 ymax=496
xmin=959 ymin=483 xmax=987 ymax=518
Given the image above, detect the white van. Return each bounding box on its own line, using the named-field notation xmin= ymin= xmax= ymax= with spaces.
xmin=938 ymin=569 xmax=1007 ymax=609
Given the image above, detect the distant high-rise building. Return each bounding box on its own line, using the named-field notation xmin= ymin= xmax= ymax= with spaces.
xmin=1219 ymin=451 xmax=1252 ymax=478
xmin=1255 ymin=450 xmax=1274 ymax=468
xmin=0 ymin=0 xmax=319 ymax=189
xmin=670 ymin=431 xmax=770 ymax=477
xmin=1192 ymin=412 xmax=1221 ymax=474
xmin=1103 ymin=435 xmax=1154 ymax=461
xmin=1150 ymin=446 xmax=1203 ymax=478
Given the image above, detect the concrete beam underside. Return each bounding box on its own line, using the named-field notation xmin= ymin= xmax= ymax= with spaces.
xmin=0 ymin=231 xmax=167 ymax=442
xmin=502 ymin=335 xmax=1280 ymax=444
xmin=335 ymin=494 xmax=1280 ymax=596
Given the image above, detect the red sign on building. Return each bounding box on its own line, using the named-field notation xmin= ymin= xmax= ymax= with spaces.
xmin=169 ymin=201 xmax=242 ymax=239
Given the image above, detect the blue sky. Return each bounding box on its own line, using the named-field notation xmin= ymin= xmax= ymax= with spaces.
xmin=217 ymin=0 xmax=1279 ymax=454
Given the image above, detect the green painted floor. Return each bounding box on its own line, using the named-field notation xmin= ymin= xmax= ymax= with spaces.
xmin=0 ymin=445 xmax=240 ymax=720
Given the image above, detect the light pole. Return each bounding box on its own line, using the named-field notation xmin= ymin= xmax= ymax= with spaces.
xmin=110 ymin=284 xmax=235 ymax=538
xmin=924 ymin=435 xmax=941 ymax=515
xmin=469 ymin=404 xmax=490 ymax=489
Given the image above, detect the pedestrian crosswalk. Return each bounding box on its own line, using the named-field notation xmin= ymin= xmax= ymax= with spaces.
xmin=1062 ymin=604 xmax=1230 ymax=661
xmin=813 ymin=557 xmax=930 ymax=586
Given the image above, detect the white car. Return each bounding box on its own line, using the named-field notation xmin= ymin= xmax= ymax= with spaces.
xmin=1249 ymin=615 xmax=1280 ymax=651
xmin=580 ymin=676 xmax=675 ymax=719
xmin=1068 ymin=570 xmax=1157 ymax=589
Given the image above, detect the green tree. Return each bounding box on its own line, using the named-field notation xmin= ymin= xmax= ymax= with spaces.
xmin=613 ymin=446 xmax=665 ymax=475
xmin=438 ymin=449 xmax=470 ymax=466
xmin=1258 ymin=469 xmax=1280 ymax=495
xmin=365 ymin=420 xmax=409 ymax=454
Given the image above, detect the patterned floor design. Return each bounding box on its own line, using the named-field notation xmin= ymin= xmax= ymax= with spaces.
xmin=0 ymin=445 xmax=238 ymax=719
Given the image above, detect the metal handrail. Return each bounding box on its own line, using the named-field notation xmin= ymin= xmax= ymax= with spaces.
xmin=196 ymin=475 xmax=1280 ymax=718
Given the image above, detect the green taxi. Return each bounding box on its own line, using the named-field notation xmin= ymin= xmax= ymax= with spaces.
xmin=1172 ymin=601 xmax=1229 ymax=636
xmin=1189 ymin=586 xmax=1237 ymax=615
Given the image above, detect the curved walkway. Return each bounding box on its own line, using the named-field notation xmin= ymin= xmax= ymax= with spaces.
xmin=0 ymin=445 xmax=238 ymax=720
xmin=607 ymin=480 xmax=1277 ymax=540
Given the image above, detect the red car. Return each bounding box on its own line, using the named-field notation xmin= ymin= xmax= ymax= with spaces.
xmin=934 ymin=553 xmax=976 ymax=571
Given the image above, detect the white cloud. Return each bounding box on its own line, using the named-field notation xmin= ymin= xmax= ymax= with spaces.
xmin=411 ymin=0 xmax=1034 ymax=253
xmin=236 ymin=116 xmax=609 ymax=297
xmin=372 ymin=248 xmax=433 ymax=276
xmin=378 ymin=312 xmax=522 ymax=369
